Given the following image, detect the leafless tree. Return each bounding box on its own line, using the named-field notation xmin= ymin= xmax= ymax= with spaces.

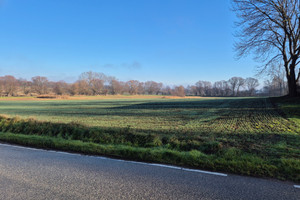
xmin=233 ymin=0 xmax=300 ymax=96
xmin=137 ymin=82 xmax=145 ymax=94
xmin=31 ymin=76 xmax=49 ymax=95
xmin=263 ymin=77 xmax=287 ymax=96
xmin=172 ymin=85 xmax=185 ymax=97
xmin=214 ymin=81 xmax=230 ymax=96
xmin=53 ymin=81 xmax=69 ymax=95
xmin=126 ymin=80 xmax=140 ymax=95
xmin=76 ymin=80 xmax=90 ymax=95
xmin=18 ymin=78 xmax=32 ymax=96
xmin=228 ymin=77 xmax=239 ymax=96
xmin=236 ymin=77 xmax=245 ymax=96
xmin=144 ymin=81 xmax=163 ymax=95
xmin=195 ymin=81 xmax=212 ymax=96
xmin=245 ymin=77 xmax=259 ymax=96
xmin=161 ymin=86 xmax=172 ymax=95
xmin=268 ymin=64 xmax=287 ymax=95
xmin=79 ymin=71 xmax=105 ymax=95
xmin=110 ymin=80 xmax=124 ymax=95
xmin=0 ymin=75 xmax=18 ymax=96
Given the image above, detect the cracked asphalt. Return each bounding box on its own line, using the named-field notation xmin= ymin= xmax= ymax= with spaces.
xmin=0 ymin=144 xmax=299 ymax=200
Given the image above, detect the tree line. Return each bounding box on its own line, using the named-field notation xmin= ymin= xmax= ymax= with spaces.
xmin=0 ymin=71 xmax=290 ymax=97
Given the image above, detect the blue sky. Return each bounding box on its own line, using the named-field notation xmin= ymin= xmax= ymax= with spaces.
xmin=0 ymin=0 xmax=258 ymax=85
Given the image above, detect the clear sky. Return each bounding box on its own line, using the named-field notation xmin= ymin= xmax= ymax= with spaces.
xmin=0 ymin=0 xmax=258 ymax=85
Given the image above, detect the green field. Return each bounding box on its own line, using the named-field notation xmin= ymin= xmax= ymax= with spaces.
xmin=0 ymin=97 xmax=297 ymax=133
xmin=0 ymin=97 xmax=299 ymax=182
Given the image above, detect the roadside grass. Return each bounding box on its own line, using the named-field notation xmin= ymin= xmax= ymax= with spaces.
xmin=0 ymin=97 xmax=299 ymax=182
xmin=0 ymin=132 xmax=299 ymax=182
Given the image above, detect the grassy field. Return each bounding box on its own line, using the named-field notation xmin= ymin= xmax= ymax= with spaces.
xmin=0 ymin=96 xmax=299 ymax=182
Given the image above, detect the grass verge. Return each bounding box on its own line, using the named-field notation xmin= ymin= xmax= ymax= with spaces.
xmin=0 ymin=131 xmax=299 ymax=183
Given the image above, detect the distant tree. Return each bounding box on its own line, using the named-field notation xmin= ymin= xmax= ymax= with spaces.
xmin=126 ymin=80 xmax=140 ymax=95
xmin=79 ymin=71 xmax=107 ymax=95
xmin=236 ymin=77 xmax=245 ymax=96
xmin=172 ymin=85 xmax=185 ymax=97
xmin=213 ymin=81 xmax=224 ymax=96
xmin=18 ymin=78 xmax=32 ymax=95
xmin=31 ymin=76 xmax=48 ymax=95
xmin=110 ymin=80 xmax=123 ymax=95
xmin=228 ymin=77 xmax=239 ymax=96
xmin=137 ymin=82 xmax=145 ymax=94
xmin=190 ymin=85 xmax=198 ymax=96
xmin=233 ymin=0 xmax=300 ymax=96
xmin=53 ymin=81 xmax=69 ymax=95
xmin=228 ymin=77 xmax=245 ymax=96
xmin=144 ymin=81 xmax=163 ymax=95
xmin=195 ymin=81 xmax=205 ymax=96
xmin=268 ymin=64 xmax=287 ymax=96
xmin=195 ymin=81 xmax=212 ymax=96
xmin=77 ymin=80 xmax=90 ymax=95
xmin=174 ymin=85 xmax=185 ymax=97
xmin=245 ymin=77 xmax=259 ymax=96
xmin=90 ymin=79 xmax=104 ymax=95
xmin=0 ymin=75 xmax=18 ymax=96
xmin=69 ymin=82 xmax=79 ymax=96
xmin=161 ymin=86 xmax=172 ymax=95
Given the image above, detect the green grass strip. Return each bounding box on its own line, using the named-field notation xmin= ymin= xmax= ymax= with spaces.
xmin=0 ymin=132 xmax=299 ymax=183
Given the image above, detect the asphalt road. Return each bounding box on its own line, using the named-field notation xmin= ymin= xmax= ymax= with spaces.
xmin=0 ymin=143 xmax=299 ymax=200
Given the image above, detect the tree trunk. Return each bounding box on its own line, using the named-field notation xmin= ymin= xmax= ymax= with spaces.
xmin=284 ymin=61 xmax=299 ymax=97
xmin=287 ymin=66 xmax=298 ymax=97
xmin=287 ymin=77 xmax=298 ymax=96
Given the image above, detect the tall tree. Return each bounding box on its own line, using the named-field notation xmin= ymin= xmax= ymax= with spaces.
xmin=233 ymin=0 xmax=300 ymax=96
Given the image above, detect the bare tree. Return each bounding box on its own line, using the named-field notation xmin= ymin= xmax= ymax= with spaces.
xmin=126 ymin=80 xmax=140 ymax=95
xmin=245 ymin=77 xmax=259 ymax=96
xmin=137 ymin=82 xmax=145 ymax=94
xmin=228 ymin=77 xmax=239 ymax=96
xmin=77 ymin=80 xmax=90 ymax=95
xmin=268 ymin=64 xmax=287 ymax=95
xmin=233 ymin=0 xmax=300 ymax=96
xmin=228 ymin=77 xmax=245 ymax=96
xmin=18 ymin=78 xmax=32 ymax=96
xmin=110 ymin=80 xmax=124 ymax=95
xmin=79 ymin=71 xmax=107 ymax=95
xmin=53 ymin=81 xmax=69 ymax=95
xmin=236 ymin=77 xmax=245 ymax=96
xmin=195 ymin=81 xmax=212 ymax=96
xmin=69 ymin=82 xmax=79 ymax=96
xmin=144 ymin=81 xmax=163 ymax=95
xmin=263 ymin=78 xmax=286 ymax=96
xmin=0 ymin=75 xmax=18 ymax=96
xmin=172 ymin=85 xmax=185 ymax=97
xmin=31 ymin=76 xmax=48 ymax=95
xmin=161 ymin=86 xmax=172 ymax=95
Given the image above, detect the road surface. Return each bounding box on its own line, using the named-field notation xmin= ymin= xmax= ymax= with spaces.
xmin=0 ymin=143 xmax=299 ymax=200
